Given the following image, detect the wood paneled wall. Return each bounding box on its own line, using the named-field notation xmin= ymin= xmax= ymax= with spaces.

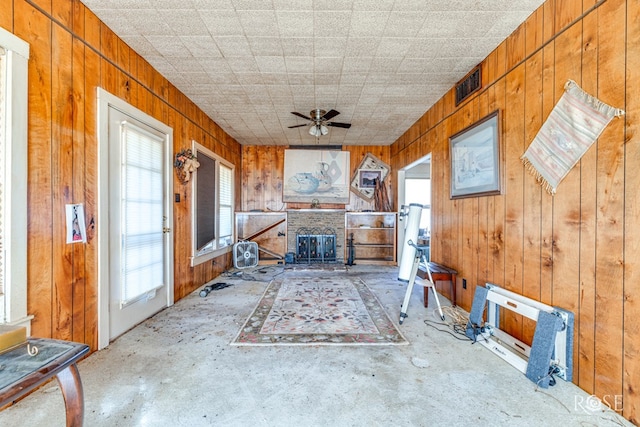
xmin=390 ymin=0 xmax=639 ymax=423
xmin=4 ymin=0 xmax=638 ymax=424
xmin=2 ymin=0 xmax=242 ymax=351
xmin=241 ymin=145 xmax=391 ymax=212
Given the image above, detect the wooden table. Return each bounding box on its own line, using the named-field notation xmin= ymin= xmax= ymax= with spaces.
xmin=0 ymin=338 xmax=89 ymax=426
xmin=418 ymin=262 xmax=457 ymax=307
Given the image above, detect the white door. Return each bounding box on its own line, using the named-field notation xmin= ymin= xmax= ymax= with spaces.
xmin=103 ymin=99 xmax=173 ymax=342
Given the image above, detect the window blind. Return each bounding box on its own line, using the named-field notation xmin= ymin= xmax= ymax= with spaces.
xmin=120 ymin=121 xmax=164 ymax=306
xmin=218 ymin=164 xmax=233 ymax=246
xmin=0 ymin=50 xmax=5 ymax=297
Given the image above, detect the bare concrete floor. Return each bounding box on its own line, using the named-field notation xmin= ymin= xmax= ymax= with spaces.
xmin=0 ymin=265 xmax=633 ymax=427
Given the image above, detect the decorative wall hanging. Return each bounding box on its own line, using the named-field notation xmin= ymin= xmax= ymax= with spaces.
xmin=521 ymin=80 xmax=625 ymax=195
xmin=174 ymin=148 xmax=200 ymax=184
xmin=350 ymin=153 xmax=390 ymax=202
xmin=65 ymin=203 xmax=87 ymax=243
xmin=283 ymin=149 xmax=350 ymax=204
xmin=450 ymin=110 xmax=502 ymax=199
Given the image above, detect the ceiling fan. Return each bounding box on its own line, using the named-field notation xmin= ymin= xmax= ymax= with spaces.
xmin=288 ymin=109 xmax=351 ymax=137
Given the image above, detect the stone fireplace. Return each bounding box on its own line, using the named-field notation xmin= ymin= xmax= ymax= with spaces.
xmin=287 ymin=210 xmax=345 ymax=264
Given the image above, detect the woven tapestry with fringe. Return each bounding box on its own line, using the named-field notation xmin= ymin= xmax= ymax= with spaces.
xmin=521 ymin=80 xmax=624 ymax=195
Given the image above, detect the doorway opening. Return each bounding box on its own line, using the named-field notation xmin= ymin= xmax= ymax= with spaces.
xmin=397 ymin=154 xmax=431 ymax=262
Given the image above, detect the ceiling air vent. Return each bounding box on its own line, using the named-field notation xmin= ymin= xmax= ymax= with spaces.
xmin=455 ymin=65 xmax=482 ymax=106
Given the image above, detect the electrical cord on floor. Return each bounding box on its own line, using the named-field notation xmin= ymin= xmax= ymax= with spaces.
xmin=423 ymin=305 xmax=473 ymax=341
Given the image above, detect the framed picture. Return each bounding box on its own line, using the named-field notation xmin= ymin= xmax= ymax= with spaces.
xmin=283 ymin=149 xmax=350 ymax=203
xmin=450 ymin=110 xmax=502 ymax=199
xmin=350 ymin=153 xmax=390 ymax=201
xmin=358 ymin=169 xmax=381 ymax=189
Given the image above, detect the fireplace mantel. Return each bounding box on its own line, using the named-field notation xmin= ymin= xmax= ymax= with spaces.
xmin=286 ymin=209 xmax=346 ymax=212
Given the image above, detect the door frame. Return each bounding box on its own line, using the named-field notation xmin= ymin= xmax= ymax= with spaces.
xmin=397 ymin=153 xmax=431 ymax=263
xmin=96 ymin=88 xmax=174 ymax=350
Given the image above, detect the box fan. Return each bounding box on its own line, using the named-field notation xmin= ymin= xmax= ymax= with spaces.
xmin=233 ymin=241 xmax=259 ymax=269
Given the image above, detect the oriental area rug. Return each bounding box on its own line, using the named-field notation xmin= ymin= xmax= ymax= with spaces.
xmin=231 ymin=276 xmax=408 ymax=346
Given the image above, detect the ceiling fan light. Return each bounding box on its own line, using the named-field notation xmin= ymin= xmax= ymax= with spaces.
xmin=320 ymin=125 xmax=329 ymax=135
xmin=309 ymin=125 xmax=319 ymax=136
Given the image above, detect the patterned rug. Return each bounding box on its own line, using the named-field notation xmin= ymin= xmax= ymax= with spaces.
xmin=231 ymin=276 xmax=408 ymax=346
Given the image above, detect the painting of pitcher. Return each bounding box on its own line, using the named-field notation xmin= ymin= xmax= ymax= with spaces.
xmin=314 ymin=161 xmax=332 ymax=192
xmin=283 ymin=149 xmax=350 ymax=203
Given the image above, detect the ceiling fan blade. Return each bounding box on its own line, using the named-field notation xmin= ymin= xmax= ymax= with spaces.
xmin=327 ymin=122 xmax=351 ymax=129
xmin=322 ymin=109 xmax=340 ymax=121
xmin=288 ymin=124 xmax=308 ymax=128
xmin=291 ymin=111 xmax=310 ymax=120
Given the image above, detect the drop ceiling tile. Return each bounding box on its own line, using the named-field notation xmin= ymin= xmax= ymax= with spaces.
xmin=342 ymin=57 xmax=372 ymax=73
xmin=200 ymin=58 xmax=233 ymax=73
xmin=127 ymin=10 xmax=174 ymax=35
xmin=281 ymin=38 xmax=314 ymax=56
xmin=288 ymin=73 xmax=314 ymax=85
xmin=192 ymin=0 xmax=234 ymax=9
xmin=239 ymin=11 xmax=279 ymax=36
xmin=349 ymin=11 xmax=389 ymax=37
xmin=314 ymin=37 xmax=347 ymax=57
xmin=339 ymin=73 xmax=367 ymax=85
xmin=276 ymin=11 xmax=314 ymax=37
xmin=255 ymin=56 xmax=287 ymax=73
xmin=86 ymin=0 xmax=154 ymax=9
xmin=345 ymin=38 xmax=381 ymax=57
xmin=226 ymin=57 xmax=259 ymax=73
xmin=314 ymin=11 xmax=352 ymax=38
xmin=152 ymin=0 xmax=196 ymax=7
xmin=235 ymin=73 xmax=266 ymax=85
xmin=384 ymin=11 xmax=426 ymax=37
xmin=145 ymin=36 xmax=192 ymax=57
xmin=156 ymin=9 xmax=209 ymax=36
xmin=314 ymin=73 xmax=341 ymax=85
xmin=375 ymin=38 xmax=412 ymax=57
xmin=396 ymin=58 xmax=431 ymax=74
xmin=261 ymin=73 xmax=290 ymax=85
xmin=198 ymin=10 xmax=244 ymax=36
xmin=285 ymin=56 xmax=315 ymax=74
xmin=180 ymin=36 xmax=222 ymax=58
xmin=168 ymin=58 xmax=206 ymax=73
xmin=215 ymin=36 xmax=253 ymax=57
xmin=272 ymin=0 xmax=313 ymax=11
xmin=204 ymin=73 xmax=240 ymax=85
xmin=313 ymin=57 xmax=343 ymax=74
xmin=247 ymin=37 xmax=284 ymax=56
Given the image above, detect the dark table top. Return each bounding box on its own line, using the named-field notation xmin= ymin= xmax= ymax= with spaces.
xmin=0 ymin=338 xmax=89 ymax=407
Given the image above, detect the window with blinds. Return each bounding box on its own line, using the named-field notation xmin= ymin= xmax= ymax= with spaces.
xmin=0 ymin=28 xmax=29 ymax=327
xmin=218 ymin=164 xmax=233 ymax=247
xmin=191 ymin=141 xmax=234 ymax=266
xmin=0 ymin=48 xmax=5 ymax=297
xmin=120 ymin=122 xmax=165 ymax=305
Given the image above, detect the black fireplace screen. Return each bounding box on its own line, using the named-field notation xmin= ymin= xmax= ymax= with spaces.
xmin=296 ymin=227 xmax=336 ymax=263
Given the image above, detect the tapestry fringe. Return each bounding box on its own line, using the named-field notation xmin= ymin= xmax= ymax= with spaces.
xmin=521 ymin=157 xmax=555 ymax=195
xmin=564 ymin=80 xmax=625 ymax=118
